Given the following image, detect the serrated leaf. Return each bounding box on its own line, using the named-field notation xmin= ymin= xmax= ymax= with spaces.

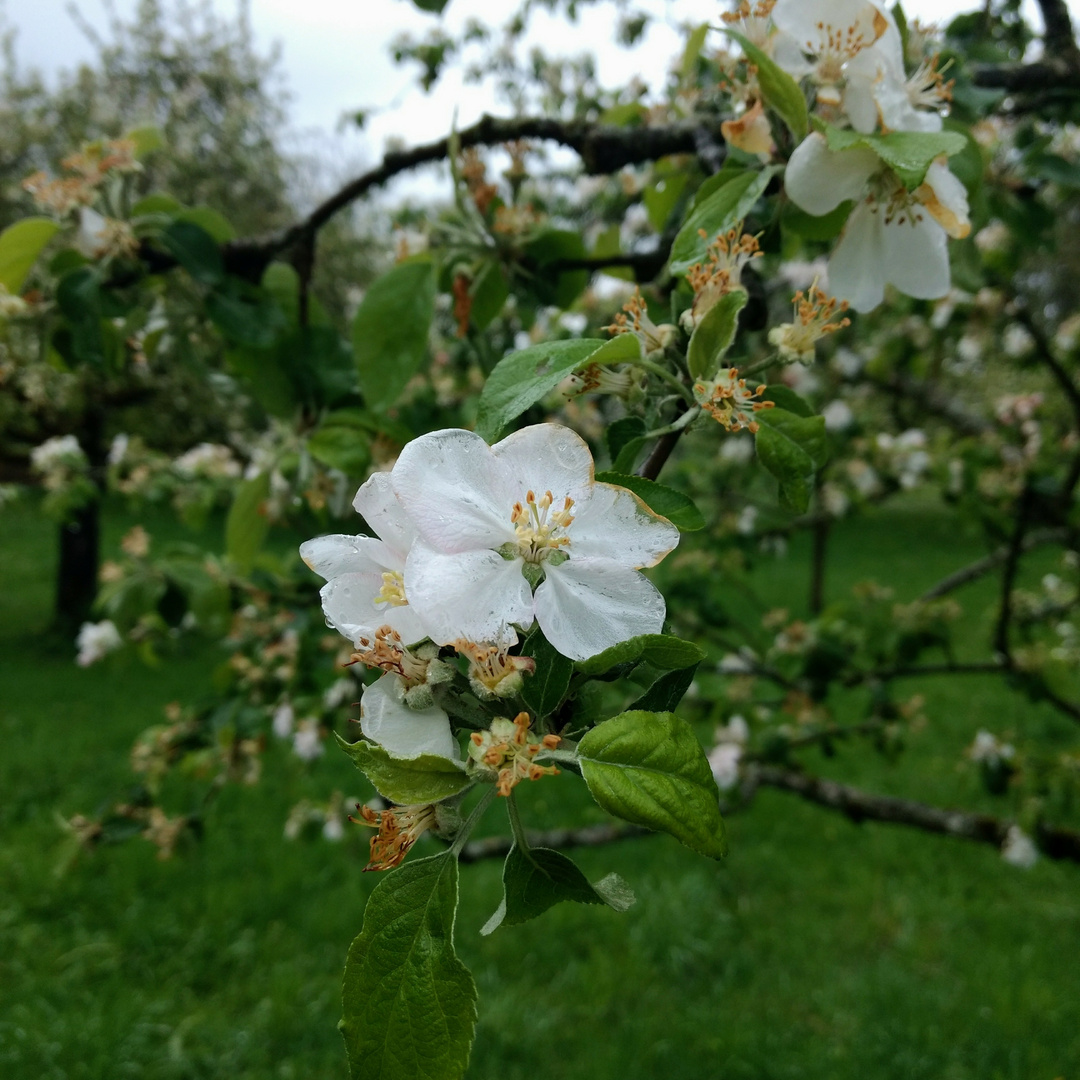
xmin=594 ymin=472 xmax=704 ymax=531
xmin=629 ymin=663 xmax=699 ymax=712
xmin=576 ymin=634 xmax=705 ymax=676
xmin=353 ymin=259 xmax=436 ymax=410
xmin=160 ymin=220 xmax=224 ymax=285
xmin=823 ymin=123 xmax=968 ymax=189
xmin=341 ymin=854 xmax=476 ymax=1080
xmin=480 ymin=844 xmax=633 ymax=935
xmin=225 ymin=471 xmax=270 ymax=574
xmin=687 ymin=289 xmax=748 ymax=379
xmin=577 ymin=711 xmax=727 ymax=858
xmin=762 ymin=385 xmax=813 ymax=417
xmin=336 ymin=735 xmax=470 ymax=805
xmin=520 ymin=626 xmax=574 ymax=717
xmin=0 ymin=217 xmax=61 ymax=294
xmin=475 ymin=334 xmax=637 ymax=442
xmin=726 ymin=29 xmax=808 ymax=140
xmin=670 ymin=168 xmax=778 ymax=274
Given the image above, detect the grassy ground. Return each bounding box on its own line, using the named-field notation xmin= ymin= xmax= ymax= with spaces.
xmin=1 ymin=495 xmax=1077 ymax=1079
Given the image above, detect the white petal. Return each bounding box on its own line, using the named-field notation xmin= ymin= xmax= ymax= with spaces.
xmin=773 ymin=0 xmax=887 ymax=55
xmin=300 ymin=534 xmax=401 ymax=581
xmin=391 ymin=428 xmax=513 ymax=553
xmin=534 ymin=558 xmax=666 ymax=662
xmin=352 ymin=471 xmax=417 ymax=557
xmin=404 ymin=541 xmax=534 ymax=645
xmin=491 ymin=424 xmax=595 ymax=505
xmin=828 ymin=199 xmax=887 ymax=312
xmin=882 ymin=213 xmax=950 ymax=300
xmin=360 ymin=674 xmax=458 ymax=760
xmin=320 ymin=573 xmax=431 ymax=646
xmin=919 ymin=161 xmax=971 ymax=239
xmin=771 ymin=31 xmax=814 ymax=78
xmin=785 ymin=133 xmax=879 ymax=217
xmin=569 ymin=482 xmax=680 ymax=568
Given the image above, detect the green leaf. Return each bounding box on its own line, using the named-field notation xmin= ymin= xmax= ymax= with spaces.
xmin=575 ymin=634 xmax=705 ymax=676
xmin=160 ymin=220 xmax=224 ymax=285
xmin=761 ymin=385 xmax=813 ymax=417
xmin=308 ymin=417 xmax=372 ymax=476
xmin=594 ymin=472 xmax=705 ymax=531
xmin=687 ymin=289 xmax=748 ymax=380
xmin=131 ymin=193 xmax=184 ymax=218
xmin=336 ymin=736 xmax=470 ymax=805
xmin=606 ymin=416 xmax=646 ymax=463
xmin=55 ymin=267 xmax=104 ymax=366
xmin=225 ymin=471 xmax=270 ymax=574
xmin=520 ymin=626 xmax=575 ymax=717
xmin=0 ymin=217 xmax=61 ymax=294
xmin=725 ymin=29 xmax=808 ymax=140
xmin=475 ymin=334 xmax=637 ymax=442
xmin=410 ymin=0 xmax=450 ymax=10
xmin=781 ymin=198 xmax=853 ymax=241
xmin=644 ymin=167 xmax=690 ymax=232
xmin=612 ymin=435 xmax=649 ymax=474
xmin=754 ymin=407 xmax=829 ymax=514
xmin=522 ymin=229 xmax=588 ymax=309
xmin=577 ymin=711 xmax=727 ymax=858
xmin=468 ymin=261 xmax=510 ymax=331
xmin=670 ymin=168 xmax=778 ymax=274
xmin=823 ymin=123 xmax=969 ymax=189
xmin=680 ymin=22 xmax=710 ymax=81
xmin=353 ymin=259 xmax=436 ymax=410
xmin=341 ymin=853 xmax=476 ymax=1080
xmin=206 ymin=278 xmax=286 ymax=349
xmin=174 ymin=206 xmax=235 ymax=243
xmin=125 ymin=125 xmax=165 ymax=158
xmin=480 ymin=844 xmax=634 ymax=935
xmin=629 ymin=664 xmax=700 ymax=712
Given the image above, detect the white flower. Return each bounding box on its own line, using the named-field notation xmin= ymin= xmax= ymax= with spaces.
xmin=969 ymin=729 xmax=1015 ymax=765
xmin=1001 ymin=826 xmax=1038 ymax=869
xmin=359 ymin=673 xmax=458 ymax=761
xmin=785 ymin=132 xmax=970 ymax=312
xmin=107 ymin=433 xmax=130 ymax=466
xmin=322 ymin=815 xmax=345 ymax=842
xmin=173 ymin=442 xmax=241 ymax=479
xmin=271 ymin=701 xmax=295 ymax=739
xmin=322 ymin=677 xmax=357 ymax=710
xmin=76 ymin=207 xmax=138 ymax=260
xmin=822 ymin=400 xmax=855 ymax=431
xmin=31 ymin=435 xmax=85 ymax=473
xmin=292 ymin=718 xmax=324 ymax=762
xmin=390 ymin=424 xmax=680 ymax=661
xmin=719 ymin=434 xmax=755 ymax=465
xmin=300 ymin=472 xmax=431 ymax=647
xmin=708 ymin=743 xmax=743 ymax=791
xmin=76 ymin=620 xmax=122 ymax=666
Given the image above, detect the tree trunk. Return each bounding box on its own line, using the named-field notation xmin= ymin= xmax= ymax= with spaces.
xmin=55 ymin=500 xmax=101 ymax=632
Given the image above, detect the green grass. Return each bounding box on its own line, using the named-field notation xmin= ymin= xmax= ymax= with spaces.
xmin=1 ymin=495 xmax=1078 ymax=1079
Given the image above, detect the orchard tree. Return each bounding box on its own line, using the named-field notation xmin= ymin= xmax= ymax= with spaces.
xmin=4 ymin=0 xmax=1080 ymax=1077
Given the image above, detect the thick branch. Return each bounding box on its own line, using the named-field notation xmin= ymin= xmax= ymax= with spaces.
xmin=972 ymin=56 xmax=1080 ymax=95
xmin=1036 ymin=0 xmax=1080 ymax=60
xmin=458 ymin=821 xmax=646 ymax=863
xmin=750 ymin=765 xmax=1080 ymax=863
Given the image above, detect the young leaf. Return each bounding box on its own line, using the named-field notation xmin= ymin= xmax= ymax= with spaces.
xmin=353 ymin=259 xmax=436 ymax=410
xmin=577 ymin=710 xmax=727 ymax=859
xmin=725 ymin=29 xmax=808 ymax=141
xmin=686 ymin=289 xmax=748 ymax=379
xmin=754 ymin=408 xmax=829 ymax=514
xmin=761 ymin=385 xmax=814 ymax=417
xmin=522 ymin=229 xmax=589 ymax=308
xmin=520 ymin=626 xmax=575 ymax=718
xmin=336 ymin=735 xmax=471 ymax=805
xmin=594 ymin=472 xmax=705 ymax=531
xmin=0 ymin=217 xmax=61 ymax=294
xmin=670 ymin=167 xmax=779 ymax=274
xmin=576 ymin=634 xmax=705 ymax=676
xmin=160 ymin=220 xmax=224 ymax=286
xmin=341 ymin=853 xmax=477 ymax=1080
xmin=606 ymin=416 xmax=647 ymax=462
xmin=225 ymin=471 xmax=270 ymax=574
xmin=629 ymin=663 xmax=700 ymax=713
xmin=475 ymin=334 xmax=637 ymax=442
xmin=822 ymin=123 xmax=968 ymax=189
xmin=480 ymin=844 xmax=634 ymax=935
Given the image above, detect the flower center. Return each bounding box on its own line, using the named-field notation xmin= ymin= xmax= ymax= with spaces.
xmin=351 ymin=802 xmax=439 ymax=872
xmin=375 ymin=570 xmax=408 ymax=608
xmin=510 ymin=489 xmax=575 ymax=564
xmin=468 ymin=712 xmax=562 ymax=797
xmin=352 ymin=624 xmax=429 ymax=684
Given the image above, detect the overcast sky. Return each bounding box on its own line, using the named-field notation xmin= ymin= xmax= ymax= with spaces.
xmin=4 ymin=0 xmax=1077 ymax=200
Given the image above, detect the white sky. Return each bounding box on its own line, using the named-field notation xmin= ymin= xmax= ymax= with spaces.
xmin=4 ymin=0 xmax=1078 ymax=203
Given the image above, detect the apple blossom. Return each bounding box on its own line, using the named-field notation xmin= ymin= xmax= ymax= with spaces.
xmin=390 ymin=424 xmax=680 ymax=661
xmin=358 ymin=673 xmax=458 ymax=761
xmin=785 ymin=132 xmax=970 ymax=312
xmin=300 ymin=471 xmax=431 ymax=647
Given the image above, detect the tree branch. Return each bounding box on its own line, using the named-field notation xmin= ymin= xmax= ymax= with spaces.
xmin=458 ymin=821 xmax=646 ymax=863
xmin=750 ymin=765 xmax=1080 ymax=863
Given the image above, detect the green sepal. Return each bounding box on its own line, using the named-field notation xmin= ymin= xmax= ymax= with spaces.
xmin=576 ymin=710 xmax=727 ymax=858
xmin=336 ymin=735 xmax=471 ymax=806
xmin=340 ymin=853 xmax=476 ymax=1080
xmin=480 ymin=843 xmax=635 ymax=935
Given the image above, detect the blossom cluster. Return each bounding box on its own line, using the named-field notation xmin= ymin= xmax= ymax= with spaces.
xmin=301 ymin=423 xmax=679 ymax=763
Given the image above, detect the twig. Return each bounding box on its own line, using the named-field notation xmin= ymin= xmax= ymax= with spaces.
xmin=457 ymin=821 xmax=646 ymax=863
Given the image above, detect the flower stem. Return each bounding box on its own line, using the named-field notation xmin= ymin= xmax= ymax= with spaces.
xmin=449 ymin=786 xmax=498 ymax=858
xmin=634 ymin=357 xmax=695 ymax=403
xmin=506 ymin=791 xmax=530 ymax=850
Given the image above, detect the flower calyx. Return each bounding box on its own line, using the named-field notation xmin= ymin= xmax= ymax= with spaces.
xmin=694 ymin=368 xmax=776 ymax=433
xmin=468 ymin=712 xmax=562 ymax=796
xmin=453 ymin=640 xmax=536 ymax=699
xmin=351 ymin=625 xmax=451 ymax=700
